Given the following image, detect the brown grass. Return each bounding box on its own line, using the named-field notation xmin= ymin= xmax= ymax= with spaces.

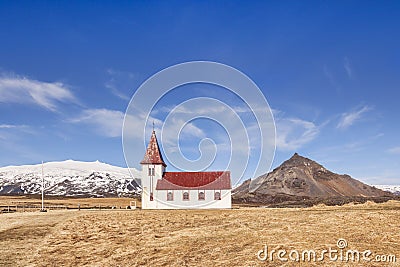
xmin=0 ymin=198 xmax=399 ymax=266
xmin=0 ymin=196 xmax=140 ymax=209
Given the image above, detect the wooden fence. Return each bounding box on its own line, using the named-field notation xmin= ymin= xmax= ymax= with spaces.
xmin=0 ymin=205 xmax=67 ymax=213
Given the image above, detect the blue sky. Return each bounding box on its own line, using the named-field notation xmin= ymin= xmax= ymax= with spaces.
xmin=0 ymin=1 xmax=399 ymax=185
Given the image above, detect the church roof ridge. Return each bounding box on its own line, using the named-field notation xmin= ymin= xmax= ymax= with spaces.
xmin=140 ymin=130 xmax=167 ymax=167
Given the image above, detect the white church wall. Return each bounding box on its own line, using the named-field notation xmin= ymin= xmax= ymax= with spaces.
xmin=147 ymin=189 xmax=231 ymax=209
xmin=141 ymin=164 xmax=165 ymax=209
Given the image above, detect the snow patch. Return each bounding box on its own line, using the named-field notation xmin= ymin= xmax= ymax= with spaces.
xmin=373 ymin=185 xmax=400 ymax=195
xmin=0 ymin=160 xmax=142 ymax=197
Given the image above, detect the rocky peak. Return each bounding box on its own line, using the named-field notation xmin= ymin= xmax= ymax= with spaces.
xmin=233 ymin=153 xmax=391 ymax=204
xmin=279 ymin=153 xmax=323 ymax=170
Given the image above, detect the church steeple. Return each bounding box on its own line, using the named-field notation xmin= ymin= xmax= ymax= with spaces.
xmin=140 ymin=130 xmax=167 ymax=167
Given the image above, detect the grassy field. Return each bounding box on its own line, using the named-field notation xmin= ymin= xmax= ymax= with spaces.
xmin=0 ymin=196 xmax=140 ymax=210
xmin=0 ymin=198 xmax=399 ymax=266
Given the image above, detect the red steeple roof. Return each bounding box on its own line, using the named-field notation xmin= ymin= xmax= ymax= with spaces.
xmin=140 ymin=130 xmax=166 ymax=167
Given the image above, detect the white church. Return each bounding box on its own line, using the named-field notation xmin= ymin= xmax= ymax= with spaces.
xmin=140 ymin=130 xmax=232 ymax=209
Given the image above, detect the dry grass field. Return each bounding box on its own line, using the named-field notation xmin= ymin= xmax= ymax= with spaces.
xmin=0 ymin=198 xmax=399 ymax=266
xmin=0 ymin=196 xmax=140 ymax=210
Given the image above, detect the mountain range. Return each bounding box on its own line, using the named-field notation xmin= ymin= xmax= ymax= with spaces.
xmin=233 ymin=153 xmax=397 ymax=206
xmin=373 ymin=185 xmax=400 ymax=196
xmin=0 ymin=156 xmax=398 ymax=202
xmin=0 ymin=160 xmax=141 ymax=197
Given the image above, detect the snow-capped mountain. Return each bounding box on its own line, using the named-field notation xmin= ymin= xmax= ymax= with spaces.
xmin=0 ymin=160 xmax=142 ymax=197
xmin=373 ymin=185 xmax=400 ymax=196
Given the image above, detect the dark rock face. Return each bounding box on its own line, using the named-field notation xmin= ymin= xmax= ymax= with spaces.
xmin=233 ymin=153 xmax=394 ymax=206
xmin=0 ymin=184 xmax=24 ymax=195
xmin=0 ymin=172 xmax=141 ymax=198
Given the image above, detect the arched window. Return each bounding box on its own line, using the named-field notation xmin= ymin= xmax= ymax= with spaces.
xmin=214 ymin=191 xmax=221 ymax=200
xmin=167 ymin=191 xmax=173 ymax=201
xmin=183 ymin=191 xmax=189 ymax=201
xmin=148 ymin=167 xmax=155 ymax=176
xmin=198 ymin=191 xmax=205 ymax=200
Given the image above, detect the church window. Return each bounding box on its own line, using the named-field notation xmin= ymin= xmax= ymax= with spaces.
xmin=214 ymin=191 xmax=221 ymax=200
xmin=198 ymin=191 xmax=205 ymax=200
xmin=148 ymin=167 xmax=155 ymax=176
xmin=183 ymin=191 xmax=189 ymax=201
xmin=167 ymin=191 xmax=173 ymax=201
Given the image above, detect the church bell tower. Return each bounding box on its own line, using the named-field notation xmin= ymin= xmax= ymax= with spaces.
xmin=140 ymin=130 xmax=166 ymax=209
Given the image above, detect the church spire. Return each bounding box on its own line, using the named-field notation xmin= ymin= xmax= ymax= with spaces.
xmin=140 ymin=130 xmax=167 ymax=167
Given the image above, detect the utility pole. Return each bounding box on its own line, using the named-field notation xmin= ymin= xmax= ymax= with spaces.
xmin=40 ymin=161 xmax=47 ymax=212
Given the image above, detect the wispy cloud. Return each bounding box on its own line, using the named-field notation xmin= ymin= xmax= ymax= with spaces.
xmin=275 ymin=117 xmax=320 ymax=151
xmin=160 ymin=103 xmax=320 ymax=152
xmin=387 ymin=146 xmax=400 ymax=154
xmin=0 ymin=124 xmax=36 ymax=135
xmin=160 ymin=118 xmax=205 ymax=146
xmin=0 ymin=73 xmax=76 ymax=111
xmin=159 ymin=104 xmax=227 ymax=115
xmin=337 ymin=105 xmax=372 ymax=130
xmin=154 ymin=101 xmax=263 ymax=153
xmin=70 ymin=108 xmax=167 ymax=139
xmin=0 ymin=124 xmax=26 ymax=129
xmin=106 ymin=83 xmax=130 ymax=101
xmin=344 ymin=57 xmax=353 ymax=79
xmin=70 ymin=108 xmax=125 ymax=138
xmin=105 ymin=69 xmax=135 ymax=101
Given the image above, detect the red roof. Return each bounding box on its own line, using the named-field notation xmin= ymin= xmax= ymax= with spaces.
xmin=140 ymin=130 xmax=166 ymax=167
xmin=156 ymin=171 xmax=231 ymax=190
